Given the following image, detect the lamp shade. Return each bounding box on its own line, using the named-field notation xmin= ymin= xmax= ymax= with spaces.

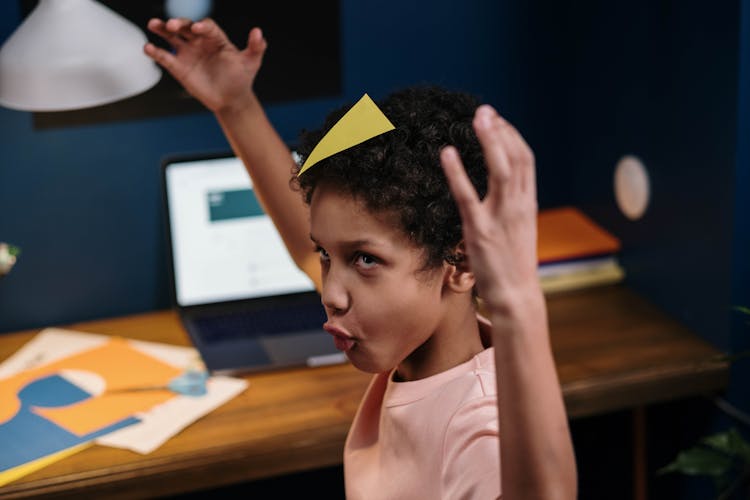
xmin=0 ymin=0 xmax=161 ymax=111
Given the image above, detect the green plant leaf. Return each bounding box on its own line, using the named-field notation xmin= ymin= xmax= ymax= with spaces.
xmin=702 ymin=429 xmax=750 ymax=462
xmin=8 ymin=245 xmax=20 ymax=257
xmin=734 ymin=306 xmax=750 ymax=327
xmin=658 ymin=446 xmax=734 ymax=477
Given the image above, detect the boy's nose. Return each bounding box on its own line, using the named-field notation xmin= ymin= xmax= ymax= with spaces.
xmin=321 ymin=269 xmax=350 ymax=315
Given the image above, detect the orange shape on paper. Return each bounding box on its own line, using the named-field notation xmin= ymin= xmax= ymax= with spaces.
xmin=0 ymin=338 xmax=182 ymax=436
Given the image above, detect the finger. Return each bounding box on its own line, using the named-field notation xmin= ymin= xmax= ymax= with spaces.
xmin=495 ymin=119 xmax=535 ymax=196
xmin=247 ymin=27 xmax=268 ymax=57
xmin=146 ymin=17 xmax=165 ymax=34
xmin=440 ymin=146 xmax=481 ymax=224
xmin=165 ymin=18 xmax=197 ymax=41
xmin=147 ymin=18 xmax=186 ymax=49
xmin=191 ymin=18 xmax=231 ymax=46
xmin=143 ymin=42 xmax=181 ymax=77
xmin=473 ymin=105 xmax=514 ymax=201
xmin=147 ymin=18 xmax=176 ymax=39
xmin=520 ymin=143 xmax=536 ymax=198
xmin=491 ymin=118 xmax=525 ymax=198
xmin=473 ymin=105 xmax=538 ymax=203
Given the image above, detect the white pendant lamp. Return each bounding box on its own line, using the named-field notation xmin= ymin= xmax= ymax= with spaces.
xmin=0 ymin=0 xmax=162 ymax=112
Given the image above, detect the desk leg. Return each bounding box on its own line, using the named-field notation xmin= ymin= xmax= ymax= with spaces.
xmin=633 ymin=406 xmax=647 ymax=500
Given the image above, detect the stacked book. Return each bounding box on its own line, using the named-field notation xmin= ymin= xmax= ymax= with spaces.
xmin=537 ymin=207 xmax=624 ymax=294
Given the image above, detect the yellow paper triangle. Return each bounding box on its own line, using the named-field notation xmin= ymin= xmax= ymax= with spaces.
xmin=297 ymin=94 xmax=395 ymax=176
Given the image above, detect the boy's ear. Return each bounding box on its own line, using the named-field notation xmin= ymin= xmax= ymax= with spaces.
xmin=443 ymin=242 xmax=475 ymax=293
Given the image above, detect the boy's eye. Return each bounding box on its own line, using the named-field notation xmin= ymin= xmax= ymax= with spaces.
xmin=354 ymin=252 xmax=378 ymax=269
xmin=317 ymin=247 xmax=330 ymax=262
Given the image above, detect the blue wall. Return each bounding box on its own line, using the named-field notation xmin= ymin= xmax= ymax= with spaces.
xmin=565 ymin=2 xmax=740 ymax=354
xmin=729 ymin=0 xmax=750 ymax=433
xmin=523 ymin=2 xmax=749 ymax=497
xmin=734 ymin=0 xmax=750 ymax=365
xmin=499 ymin=0 xmax=749 ymax=360
xmin=0 ymin=0 xmax=511 ymax=332
xmin=2 ymin=0 xmax=747 ymax=388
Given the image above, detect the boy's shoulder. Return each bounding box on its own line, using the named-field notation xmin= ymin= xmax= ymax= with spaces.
xmin=422 ymin=347 xmax=497 ymax=411
xmin=442 ymin=347 xmax=497 ymax=399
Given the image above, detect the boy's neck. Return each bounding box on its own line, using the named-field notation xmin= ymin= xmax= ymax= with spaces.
xmin=394 ymin=298 xmax=483 ymax=381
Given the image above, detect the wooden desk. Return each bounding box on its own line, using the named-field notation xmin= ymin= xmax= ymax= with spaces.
xmin=0 ymin=285 xmax=729 ymax=499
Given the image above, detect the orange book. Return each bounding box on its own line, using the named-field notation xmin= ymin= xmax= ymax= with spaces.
xmin=537 ymin=207 xmax=621 ymax=264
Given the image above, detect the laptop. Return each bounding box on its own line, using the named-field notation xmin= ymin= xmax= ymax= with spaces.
xmin=161 ymin=151 xmax=347 ymax=375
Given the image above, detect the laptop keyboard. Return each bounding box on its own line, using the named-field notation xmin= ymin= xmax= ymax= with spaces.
xmin=193 ymin=303 xmax=327 ymax=343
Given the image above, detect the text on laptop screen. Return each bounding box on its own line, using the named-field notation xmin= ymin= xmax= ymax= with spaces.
xmin=165 ymin=155 xmax=315 ymax=306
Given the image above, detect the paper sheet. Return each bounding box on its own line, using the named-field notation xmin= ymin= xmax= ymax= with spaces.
xmin=96 ymin=376 xmax=247 ymax=454
xmin=1 ymin=338 xmax=183 ymax=434
xmin=0 ymin=328 xmax=248 ymax=458
xmin=0 ymin=371 xmax=138 ymax=485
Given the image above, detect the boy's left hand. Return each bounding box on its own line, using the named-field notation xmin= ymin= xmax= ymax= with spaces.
xmin=440 ymin=105 xmax=540 ymax=312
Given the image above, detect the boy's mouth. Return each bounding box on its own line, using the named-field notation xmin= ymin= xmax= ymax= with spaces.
xmin=323 ymin=323 xmax=356 ymax=352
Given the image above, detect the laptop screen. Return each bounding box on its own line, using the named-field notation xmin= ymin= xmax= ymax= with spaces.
xmin=164 ymin=154 xmax=316 ymax=307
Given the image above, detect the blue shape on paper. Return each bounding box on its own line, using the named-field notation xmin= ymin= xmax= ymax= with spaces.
xmin=0 ymin=374 xmax=139 ymax=472
xmin=168 ymin=369 xmax=209 ymax=397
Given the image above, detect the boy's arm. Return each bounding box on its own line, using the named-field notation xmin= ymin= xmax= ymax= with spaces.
xmin=215 ymin=92 xmax=321 ymax=290
xmin=440 ymin=105 xmax=577 ymax=500
xmin=144 ymin=18 xmax=321 ymax=290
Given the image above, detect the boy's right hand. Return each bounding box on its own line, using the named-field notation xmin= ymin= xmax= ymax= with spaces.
xmin=143 ymin=18 xmax=267 ymax=114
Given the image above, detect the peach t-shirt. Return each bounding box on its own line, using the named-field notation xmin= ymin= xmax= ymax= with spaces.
xmin=344 ymin=346 xmax=500 ymax=499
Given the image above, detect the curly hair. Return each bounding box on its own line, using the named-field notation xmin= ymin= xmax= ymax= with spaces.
xmin=293 ymin=85 xmax=488 ymax=269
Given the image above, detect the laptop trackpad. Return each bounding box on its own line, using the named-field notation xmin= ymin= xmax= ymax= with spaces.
xmin=259 ymin=331 xmax=345 ymax=366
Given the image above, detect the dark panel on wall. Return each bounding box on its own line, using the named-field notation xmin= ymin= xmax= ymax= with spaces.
xmin=727 ymin=0 xmax=750 ymax=419
xmin=496 ymin=1 xmax=573 ymax=209
xmin=19 ymin=0 xmax=342 ymax=128
xmin=562 ymin=1 xmax=739 ymax=350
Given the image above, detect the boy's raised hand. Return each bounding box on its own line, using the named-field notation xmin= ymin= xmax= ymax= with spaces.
xmin=144 ymin=18 xmax=267 ymax=113
xmin=443 ymin=105 xmax=577 ymax=500
xmin=441 ymin=105 xmax=539 ymax=311
xmin=440 ymin=105 xmax=541 ymax=311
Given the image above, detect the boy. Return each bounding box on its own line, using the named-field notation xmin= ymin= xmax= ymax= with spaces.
xmin=145 ymin=18 xmax=576 ymax=499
